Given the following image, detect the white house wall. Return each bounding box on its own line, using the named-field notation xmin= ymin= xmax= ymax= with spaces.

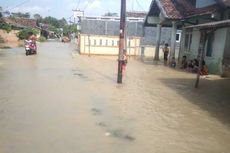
xmin=79 ymin=34 xmax=140 ymax=56
xmin=183 ymin=30 xmax=200 ymax=60
xmin=182 ymin=28 xmax=227 ymax=74
xmin=207 ymin=28 xmax=227 ymax=74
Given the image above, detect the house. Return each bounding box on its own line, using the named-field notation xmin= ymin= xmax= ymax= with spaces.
xmin=145 ymin=0 xmax=230 ymax=77
xmin=1 ymin=17 xmax=38 ymax=29
xmin=79 ymin=11 xmax=173 ymax=56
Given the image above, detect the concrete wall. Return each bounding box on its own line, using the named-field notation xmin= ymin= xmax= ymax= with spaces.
xmin=79 ymin=34 xmax=140 ymax=56
xmin=80 ymin=19 xmax=172 ymax=46
xmin=182 ymin=28 xmax=227 ymax=75
xmin=143 ymin=46 xmax=164 ymax=59
xmin=81 ymin=19 xmax=142 ymax=37
xmin=141 ymin=27 xmax=172 ymax=46
xmin=196 ymin=0 xmax=216 ymax=8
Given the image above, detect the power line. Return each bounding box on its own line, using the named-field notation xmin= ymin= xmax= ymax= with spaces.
xmin=83 ymin=0 xmax=95 ymax=11
xmin=135 ymin=0 xmax=145 ymax=11
xmin=76 ymin=0 xmax=81 ymax=9
xmin=8 ymin=0 xmax=30 ymax=11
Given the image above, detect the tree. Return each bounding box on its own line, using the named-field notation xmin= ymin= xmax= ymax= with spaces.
xmin=33 ymin=14 xmax=42 ymax=20
xmin=42 ymin=16 xmax=59 ymax=27
xmin=11 ymin=12 xmax=30 ymax=18
xmin=41 ymin=16 xmax=68 ymax=28
xmin=104 ymin=12 xmax=118 ymax=17
xmin=17 ymin=28 xmax=39 ymax=40
xmin=0 ymin=6 xmax=3 ymax=18
xmin=58 ymin=18 xmax=67 ymax=28
xmin=0 ymin=22 xmax=11 ymax=33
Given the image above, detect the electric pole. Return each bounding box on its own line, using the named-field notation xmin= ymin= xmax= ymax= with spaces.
xmin=117 ymin=0 xmax=126 ymax=84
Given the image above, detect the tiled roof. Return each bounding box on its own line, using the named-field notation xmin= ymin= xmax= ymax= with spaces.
xmin=156 ymin=0 xmax=220 ymax=19
xmin=2 ymin=17 xmax=37 ymax=28
xmin=148 ymin=0 xmax=230 ymax=20
xmin=216 ymin=0 xmax=230 ymax=7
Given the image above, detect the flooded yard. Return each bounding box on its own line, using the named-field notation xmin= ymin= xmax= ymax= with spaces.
xmin=0 ymin=41 xmax=230 ymax=153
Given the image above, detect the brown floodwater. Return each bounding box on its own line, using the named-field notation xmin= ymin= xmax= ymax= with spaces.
xmin=0 ymin=41 xmax=230 ymax=153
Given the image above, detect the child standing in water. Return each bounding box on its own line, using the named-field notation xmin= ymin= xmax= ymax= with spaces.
xmin=162 ymin=43 xmax=169 ymax=65
xmin=121 ymin=49 xmax=128 ymax=76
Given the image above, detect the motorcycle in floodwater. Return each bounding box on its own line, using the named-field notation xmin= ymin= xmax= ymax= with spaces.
xmin=24 ymin=39 xmax=37 ymax=56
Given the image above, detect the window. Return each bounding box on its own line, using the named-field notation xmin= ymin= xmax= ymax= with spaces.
xmin=94 ymin=39 xmax=97 ymax=46
xmin=176 ymin=33 xmax=181 ymax=42
xmin=206 ymin=32 xmax=214 ymax=57
xmin=112 ymin=40 xmax=114 ymax=46
xmin=184 ymin=30 xmax=193 ymax=52
xmin=88 ymin=39 xmax=91 ymax=45
xmin=100 ymin=39 xmax=102 ymax=46
xmin=105 ymin=40 xmax=108 ymax=46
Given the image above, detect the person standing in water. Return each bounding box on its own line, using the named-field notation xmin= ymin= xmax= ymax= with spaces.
xmin=162 ymin=43 xmax=169 ymax=65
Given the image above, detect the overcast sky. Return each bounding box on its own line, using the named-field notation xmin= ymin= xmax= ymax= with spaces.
xmin=0 ymin=0 xmax=152 ymax=20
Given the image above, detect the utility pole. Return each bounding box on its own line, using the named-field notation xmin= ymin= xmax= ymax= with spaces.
xmin=117 ymin=0 xmax=126 ymax=84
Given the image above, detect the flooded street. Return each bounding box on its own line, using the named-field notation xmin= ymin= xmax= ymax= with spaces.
xmin=0 ymin=41 xmax=230 ymax=153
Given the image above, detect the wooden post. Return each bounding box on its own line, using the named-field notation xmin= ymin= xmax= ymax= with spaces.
xmin=170 ymin=21 xmax=177 ymax=60
xmin=178 ymin=27 xmax=185 ymax=63
xmin=195 ymin=30 xmax=207 ymax=88
xmin=117 ymin=0 xmax=126 ymax=83
xmin=154 ymin=24 xmax=162 ymax=61
xmin=88 ymin=34 xmax=91 ymax=57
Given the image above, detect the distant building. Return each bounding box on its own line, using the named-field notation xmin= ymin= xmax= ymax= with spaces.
xmin=79 ymin=11 xmax=177 ymax=56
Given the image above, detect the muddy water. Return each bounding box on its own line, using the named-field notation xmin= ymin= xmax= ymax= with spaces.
xmin=0 ymin=42 xmax=230 ymax=153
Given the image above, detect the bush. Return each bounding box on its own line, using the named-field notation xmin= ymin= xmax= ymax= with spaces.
xmin=17 ymin=28 xmax=39 ymax=40
xmin=0 ymin=35 xmax=4 ymax=43
xmin=38 ymin=36 xmax=47 ymax=42
xmin=0 ymin=46 xmax=11 ymax=49
xmin=0 ymin=22 xmax=12 ymax=33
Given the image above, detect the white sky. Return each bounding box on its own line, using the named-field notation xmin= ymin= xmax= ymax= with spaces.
xmin=0 ymin=0 xmax=152 ymax=20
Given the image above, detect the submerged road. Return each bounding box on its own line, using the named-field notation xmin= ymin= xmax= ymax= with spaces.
xmin=0 ymin=41 xmax=230 ymax=153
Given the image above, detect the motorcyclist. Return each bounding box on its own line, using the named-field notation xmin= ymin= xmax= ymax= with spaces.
xmin=24 ymin=32 xmax=37 ymax=55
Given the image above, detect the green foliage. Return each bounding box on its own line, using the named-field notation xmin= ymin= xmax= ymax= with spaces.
xmin=0 ymin=6 xmax=2 ymax=17
xmin=0 ymin=46 xmax=11 ymax=49
xmin=42 ymin=16 xmax=59 ymax=28
xmin=0 ymin=22 xmax=12 ymax=33
xmin=33 ymin=14 xmax=42 ymax=20
xmin=41 ymin=16 xmax=67 ymax=28
xmin=62 ymin=24 xmax=79 ymax=36
xmin=0 ymin=35 xmax=4 ymax=43
xmin=17 ymin=28 xmax=39 ymax=40
xmin=38 ymin=36 xmax=47 ymax=42
xmin=48 ymin=26 xmax=59 ymax=34
xmin=104 ymin=12 xmax=118 ymax=17
xmin=58 ymin=18 xmax=67 ymax=27
xmin=11 ymin=12 xmax=30 ymax=18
